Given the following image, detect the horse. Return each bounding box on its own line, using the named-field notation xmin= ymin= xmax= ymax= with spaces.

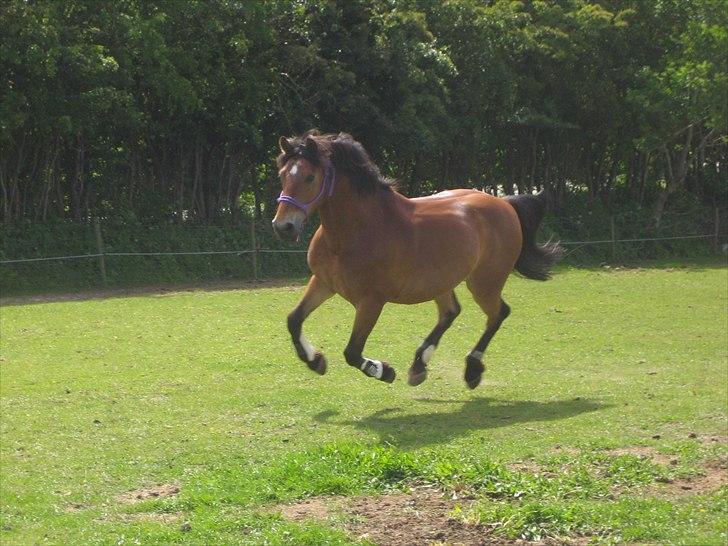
xmin=272 ymin=130 xmax=562 ymax=389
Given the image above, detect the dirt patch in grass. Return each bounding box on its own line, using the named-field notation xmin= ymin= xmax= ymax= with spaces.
xmin=277 ymin=488 xmax=494 ymax=545
xmin=648 ymin=457 xmax=728 ymax=499
xmin=344 ymin=488 xmax=489 ymax=546
xmin=604 ymin=446 xmax=676 ymax=466
xmin=594 ymin=445 xmax=727 ymax=498
xmin=279 ymin=497 xmax=334 ymax=521
xmin=513 ymin=445 xmax=675 ymax=475
xmin=275 ymin=487 xmax=584 ymax=545
xmin=115 ymin=483 xmax=180 ymax=504
xmin=698 ymin=434 xmax=728 ymax=445
xmin=119 ymin=512 xmax=184 ymax=524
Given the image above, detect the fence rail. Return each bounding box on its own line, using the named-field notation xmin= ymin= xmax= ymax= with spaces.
xmin=3 ymin=208 xmax=723 ymax=294
xmin=1 ymin=233 xmax=720 ymax=265
xmin=558 ymin=233 xmax=716 ymax=245
xmin=3 ymin=200 xmax=725 ymax=290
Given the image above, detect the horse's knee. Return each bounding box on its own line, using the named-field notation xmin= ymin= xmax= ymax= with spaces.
xmin=453 ymin=298 xmax=462 ymax=318
xmin=445 ymin=300 xmax=461 ymax=325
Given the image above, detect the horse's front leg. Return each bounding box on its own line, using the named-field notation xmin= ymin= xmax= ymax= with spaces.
xmin=343 ymin=298 xmax=396 ymax=383
xmin=408 ymin=291 xmax=461 ymax=386
xmin=287 ymin=275 xmax=334 ymax=374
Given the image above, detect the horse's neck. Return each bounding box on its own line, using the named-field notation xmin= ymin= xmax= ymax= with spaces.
xmin=318 ymin=178 xmax=402 ymax=252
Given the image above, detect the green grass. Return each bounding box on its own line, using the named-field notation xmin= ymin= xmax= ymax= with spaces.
xmin=1 ymin=265 xmax=726 ymax=544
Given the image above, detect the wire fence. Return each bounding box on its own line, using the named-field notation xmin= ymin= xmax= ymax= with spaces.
xmin=1 ymin=210 xmax=725 ymax=294
xmin=0 ymin=248 xmax=310 ymax=264
xmin=1 ymin=232 xmax=722 ymax=273
xmin=0 ymin=233 xmax=718 ymax=264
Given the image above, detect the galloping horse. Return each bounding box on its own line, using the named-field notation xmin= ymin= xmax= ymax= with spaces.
xmin=272 ymin=130 xmax=562 ymax=388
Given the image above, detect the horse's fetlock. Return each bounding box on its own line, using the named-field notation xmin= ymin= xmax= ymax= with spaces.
xmin=298 ymin=334 xmax=316 ymax=361
xmin=344 ymin=347 xmax=362 ymax=367
xmin=419 ymin=343 xmax=436 ymax=365
xmin=360 ymin=358 xmax=384 ymax=379
xmin=287 ymin=311 xmax=302 ymax=338
xmin=468 ymin=350 xmax=484 ymax=362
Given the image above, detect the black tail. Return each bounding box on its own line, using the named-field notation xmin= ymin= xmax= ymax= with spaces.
xmin=504 ymin=191 xmax=563 ymax=281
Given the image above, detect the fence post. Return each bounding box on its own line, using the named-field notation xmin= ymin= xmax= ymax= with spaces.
xmin=714 ymin=206 xmax=720 ymax=254
xmin=93 ymin=216 xmax=107 ymax=286
xmin=250 ymin=216 xmax=259 ymax=282
xmin=610 ymin=215 xmax=616 ymax=262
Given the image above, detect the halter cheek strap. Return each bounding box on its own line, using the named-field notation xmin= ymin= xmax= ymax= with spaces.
xmin=277 ymin=167 xmax=335 ymax=216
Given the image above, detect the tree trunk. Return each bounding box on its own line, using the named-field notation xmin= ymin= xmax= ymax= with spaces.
xmin=71 ymin=133 xmax=85 ymax=221
xmin=653 ymin=124 xmax=693 ymax=227
xmin=192 ymin=140 xmax=205 ymax=220
xmin=176 ymin=144 xmax=188 ymax=222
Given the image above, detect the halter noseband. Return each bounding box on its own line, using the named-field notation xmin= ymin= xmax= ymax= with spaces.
xmin=277 ymin=166 xmax=335 ymax=216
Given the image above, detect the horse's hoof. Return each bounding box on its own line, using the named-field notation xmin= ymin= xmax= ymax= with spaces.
xmin=464 ymin=357 xmax=484 ymax=389
xmin=307 ymin=352 xmax=327 ymax=375
xmin=381 ymin=364 xmax=396 ymax=384
xmin=465 ymin=374 xmax=482 ymax=389
xmin=408 ymin=368 xmax=427 ymax=387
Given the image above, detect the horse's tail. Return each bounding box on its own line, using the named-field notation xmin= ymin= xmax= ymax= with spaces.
xmin=504 ymin=190 xmax=563 ymax=281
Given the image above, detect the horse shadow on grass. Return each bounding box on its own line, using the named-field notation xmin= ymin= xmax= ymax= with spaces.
xmin=314 ymin=396 xmax=606 ymax=449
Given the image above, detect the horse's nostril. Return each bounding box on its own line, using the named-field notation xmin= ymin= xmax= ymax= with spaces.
xmin=273 ymin=220 xmax=296 ymax=237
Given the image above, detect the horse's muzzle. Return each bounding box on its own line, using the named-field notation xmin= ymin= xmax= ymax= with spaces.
xmin=272 ymin=217 xmax=303 ymax=241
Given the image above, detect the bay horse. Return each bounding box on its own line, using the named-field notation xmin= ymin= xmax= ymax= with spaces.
xmin=272 ymin=130 xmax=562 ymax=388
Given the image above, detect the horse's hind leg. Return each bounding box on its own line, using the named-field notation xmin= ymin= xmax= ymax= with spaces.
xmin=288 ymin=275 xmax=334 ymax=375
xmin=465 ymin=277 xmax=511 ymax=389
xmin=408 ymin=291 xmax=461 ymax=386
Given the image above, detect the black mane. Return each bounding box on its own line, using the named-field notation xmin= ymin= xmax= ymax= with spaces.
xmin=277 ymin=130 xmax=397 ymax=195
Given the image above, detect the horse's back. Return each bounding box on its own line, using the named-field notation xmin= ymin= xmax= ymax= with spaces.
xmin=411 ymin=189 xmax=521 ymax=242
xmin=411 ymin=189 xmax=481 ymax=203
xmin=382 ymin=189 xmax=520 ymax=302
xmin=415 ymin=188 xmax=521 ymax=267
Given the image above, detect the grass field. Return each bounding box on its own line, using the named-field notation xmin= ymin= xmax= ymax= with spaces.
xmin=1 ymin=264 xmax=726 ymax=545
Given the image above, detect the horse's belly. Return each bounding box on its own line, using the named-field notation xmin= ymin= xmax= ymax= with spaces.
xmin=389 ymin=225 xmax=480 ymax=303
xmin=308 ymin=245 xmax=384 ymax=304
xmin=390 ymin=262 xmax=474 ymax=303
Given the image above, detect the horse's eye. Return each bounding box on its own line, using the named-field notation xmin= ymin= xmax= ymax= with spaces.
xmin=304 ymin=175 xmax=315 ymax=184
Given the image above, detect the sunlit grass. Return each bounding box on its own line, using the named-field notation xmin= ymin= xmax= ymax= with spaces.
xmin=1 ymin=265 xmax=726 ymax=544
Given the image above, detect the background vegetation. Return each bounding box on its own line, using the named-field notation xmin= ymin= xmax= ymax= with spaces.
xmin=1 ymin=0 xmax=726 ymax=292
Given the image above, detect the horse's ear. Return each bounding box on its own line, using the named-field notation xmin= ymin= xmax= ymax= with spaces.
xmin=278 ymin=136 xmax=293 ymax=154
xmin=304 ymin=136 xmax=318 ymax=157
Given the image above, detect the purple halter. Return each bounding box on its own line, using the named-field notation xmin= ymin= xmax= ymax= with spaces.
xmin=277 ymin=167 xmax=335 ymax=216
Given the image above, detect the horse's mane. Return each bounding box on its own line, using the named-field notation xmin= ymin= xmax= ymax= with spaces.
xmin=277 ymin=129 xmax=397 ymax=195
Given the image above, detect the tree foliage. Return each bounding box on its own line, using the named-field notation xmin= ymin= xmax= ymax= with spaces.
xmin=1 ymin=0 xmax=725 ymax=226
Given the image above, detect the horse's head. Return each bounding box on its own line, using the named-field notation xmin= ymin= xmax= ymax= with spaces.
xmin=273 ymin=135 xmax=333 ymax=241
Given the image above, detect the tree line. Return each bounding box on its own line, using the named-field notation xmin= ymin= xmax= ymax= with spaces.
xmin=1 ymin=0 xmax=726 ymax=229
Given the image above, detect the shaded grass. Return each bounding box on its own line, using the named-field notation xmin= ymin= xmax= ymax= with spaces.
xmin=1 ymin=265 xmax=726 ymax=544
